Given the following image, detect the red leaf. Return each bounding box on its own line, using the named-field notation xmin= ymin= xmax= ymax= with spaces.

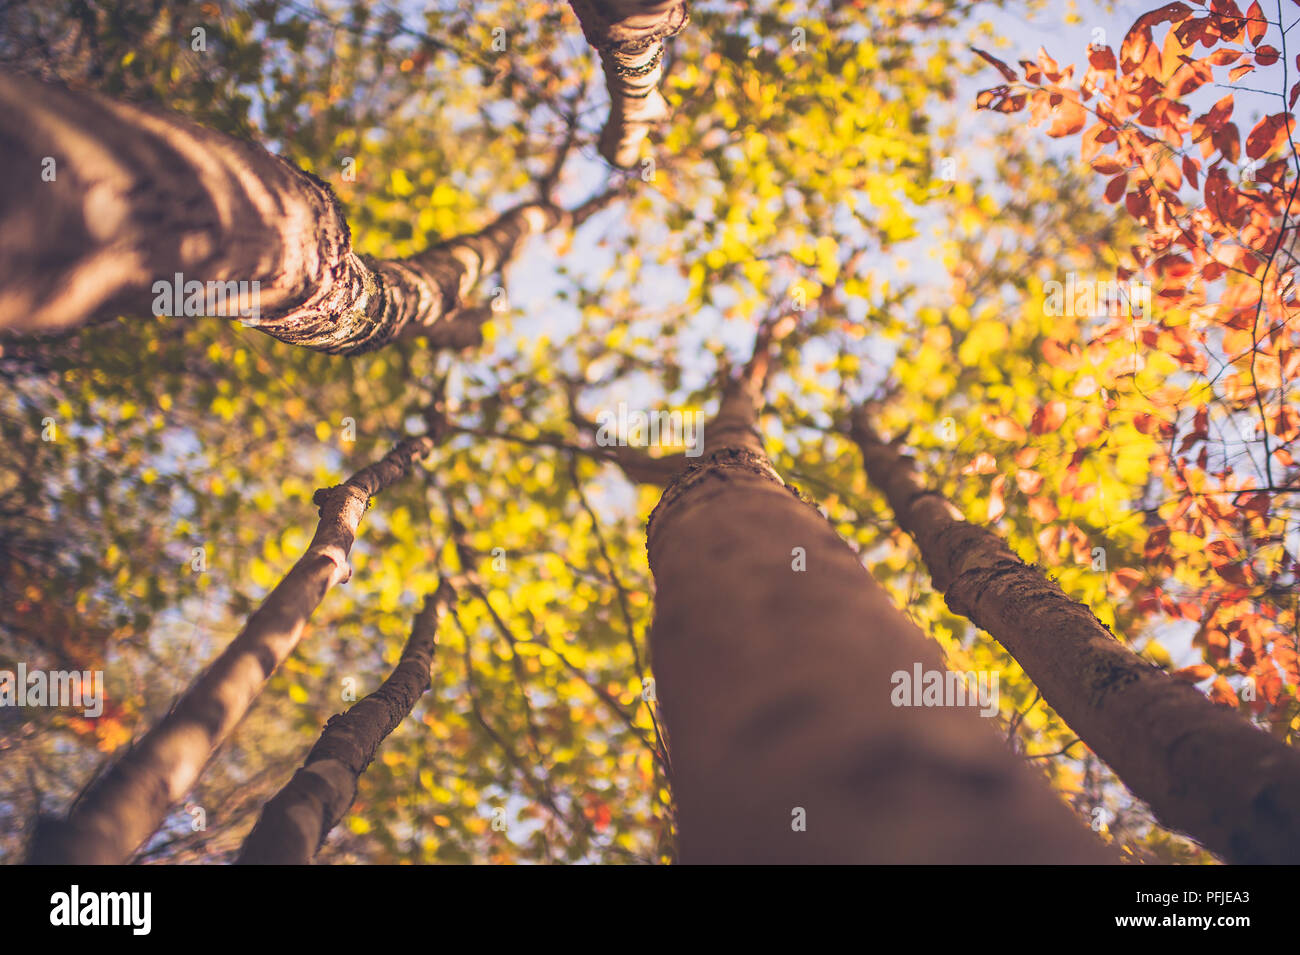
xmin=1212 ymin=121 xmax=1241 ymax=161
xmin=1105 ymin=173 xmax=1129 ymax=203
xmin=1192 ymin=94 xmax=1234 ymax=143
xmin=972 ymin=47 xmax=1019 ymax=81
xmin=1139 ymin=2 xmax=1195 ymax=27
xmin=1031 ymin=401 xmax=1068 ymax=434
xmin=1214 ymin=0 xmax=1247 ymax=42
xmin=1125 ymin=188 xmax=1148 ymax=220
xmin=976 ymin=86 xmax=1028 ymax=113
xmin=1089 ymin=45 xmax=1118 ymax=71
xmin=1091 ymin=154 xmax=1126 ymax=175
xmin=1256 ymin=45 xmax=1280 ymax=65
xmin=1246 ymin=112 xmax=1293 ymax=159
xmin=1169 ymin=59 xmax=1212 ymax=96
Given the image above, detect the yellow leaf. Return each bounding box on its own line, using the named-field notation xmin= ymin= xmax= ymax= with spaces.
xmin=390 ymin=169 xmax=414 ymax=196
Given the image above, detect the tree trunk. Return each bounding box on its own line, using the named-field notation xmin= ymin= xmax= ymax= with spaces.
xmin=0 ymin=70 xmax=607 ymax=351
xmin=644 ymin=377 xmax=1112 ymax=863
xmin=27 ymin=435 xmax=438 ymax=864
xmin=237 ymin=581 xmax=454 ymax=864
xmin=850 ymin=410 xmax=1300 ymax=864
xmin=567 ymin=0 xmax=687 ymax=167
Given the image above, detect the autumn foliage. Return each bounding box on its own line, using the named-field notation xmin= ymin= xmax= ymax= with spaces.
xmin=976 ymin=0 xmax=1300 ymax=730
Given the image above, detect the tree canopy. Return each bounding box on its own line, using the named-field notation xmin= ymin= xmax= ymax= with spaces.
xmin=2 ymin=0 xmax=1298 ymax=865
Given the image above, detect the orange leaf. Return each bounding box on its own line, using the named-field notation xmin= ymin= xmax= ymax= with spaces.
xmin=1246 ymin=0 xmax=1267 ymax=45
xmin=1028 ymin=495 xmax=1059 ymax=522
xmin=1206 ymin=49 xmax=1243 ymax=65
xmin=1015 ymin=446 xmax=1040 ymax=467
xmin=1173 ymin=663 xmax=1215 ymax=682
xmin=1031 ymin=401 xmax=1068 ymax=434
xmin=1016 ymin=469 xmax=1044 ymax=493
xmin=988 ymin=474 xmax=1007 ymax=522
xmin=1042 ymin=339 xmax=1082 ymax=370
xmin=1208 ymin=675 xmax=1239 ymax=706
xmin=1121 ymin=24 xmax=1153 ymax=74
xmin=963 ymin=452 xmax=999 ymax=475
xmin=1111 ymin=567 xmax=1145 ymax=595
xmin=987 ymin=415 xmax=1028 ymax=442
xmin=1048 ymin=97 xmax=1087 ymax=137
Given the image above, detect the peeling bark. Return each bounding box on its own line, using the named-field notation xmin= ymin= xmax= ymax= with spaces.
xmin=237 ymin=581 xmax=455 ymax=865
xmin=567 ymin=0 xmax=687 ymax=167
xmin=0 ymin=70 xmax=604 ymax=352
xmin=642 ymin=376 xmax=1111 ymax=863
xmin=851 ymin=409 xmax=1300 ymax=864
xmin=27 ymin=436 xmax=437 ymax=865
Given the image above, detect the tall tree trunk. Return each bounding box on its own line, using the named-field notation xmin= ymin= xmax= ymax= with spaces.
xmin=644 ymin=368 xmax=1112 ymax=862
xmin=27 ymin=435 xmax=438 ymax=864
xmin=850 ymin=411 xmax=1300 ymax=864
xmin=237 ymin=580 xmax=455 ymax=864
xmin=568 ymin=0 xmax=687 ymax=167
xmin=0 ymin=70 xmax=610 ymax=351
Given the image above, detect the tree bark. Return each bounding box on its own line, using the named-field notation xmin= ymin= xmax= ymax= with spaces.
xmin=850 ymin=410 xmax=1300 ymax=864
xmin=643 ymin=375 xmax=1112 ymax=863
xmin=0 ymin=70 xmax=608 ymax=351
xmin=237 ymin=581 xmax=455 ymax=864
xmin=567 ymin=0 xmax=687 ymax=168
xmin=27 ymin=436 xmax=438 ymax=864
